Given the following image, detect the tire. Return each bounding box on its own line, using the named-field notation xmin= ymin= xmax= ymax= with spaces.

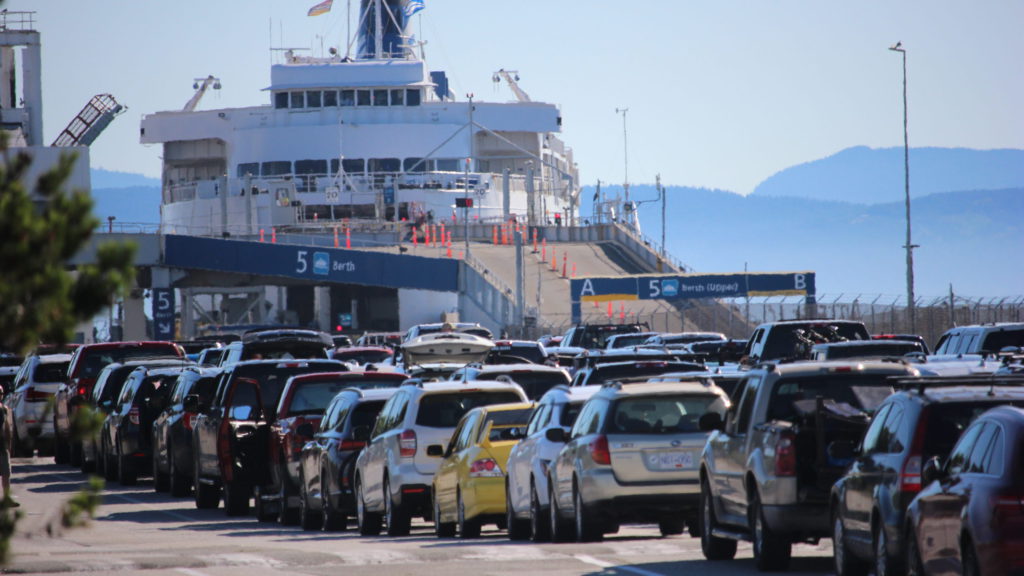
xmin=457 ymin=489 xmax=480 ymax=539
xmin=153 ymin=447 xmax=169 ymax=492
xmin=53 ymin=418 xmax=69 ymax=465
xmin=433 ymin=491 xmax=456 ymax=538
xmin=750 ymin=490 xmax=791 ymax=571
xmin=254 ymin=485 xmax=277 ymax=522
xmin=194 ymin=466 xmax=220 ymax=510
xmin=69 ymin=440 xmax=82 ymax=467
xmin=659 ymin=516 xmax=685 ymax=537
xmin=168 ymin=448 xmax=190 ymax=498
xmin=384 ymin=478 xmax=411 ymax=536
xmin=874 ymin=523 xmax=902 ymax=576
xmin=356 ymin=477 xmax=382 ymax=536
xmin=277 ymin=472 xmax=299 ymax=526
xmin=548 ymin=481 xmax=574 ymax=543
xmin=80 ymin=443 xmax=95 ymax=474
xmin=833 ymin=511 xmax=869 ymax=576
xmin=700 ymin=480 xmax=737 ymax=560
xmin=905 ymin=527 xmax=924 ymax=576
xmin=506 ymin=482 xmax=530 ymax=541
xmin=321 ymin=475 xmax=347 ymax=532
xmin=574 ymin=483 xmax=603 ymax=543
xmin=223 ymin=480 xmax=250 ymax=516
xmin=117 ymin=443 xmax=138 ymax=486
xmin=102 ymin=440 xmax=117 ymax=482
xmin=299 ymin=476 xmax=322 ymax=531
xmin=529 ymin=480 xmax=550 ymax=543
xmin=961 ymin=536 xmax=980 ymax=576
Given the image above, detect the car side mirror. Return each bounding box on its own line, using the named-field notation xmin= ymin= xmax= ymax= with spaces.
xmin=426 ymin=444 xmax=445 ymax=457
xmin=351 ymin=425 xmax=370 ymax=442
xmin=296 ymin=422 xmax=314 ymax=438
xmin=699 ymin=412 xmax=724 ymax=432
xmin=545 ymin=427 xmax=567 ymax=443
xmin=921 ymin=456 xmax=944 ymax=486
xmin=183 ymin=394 xmax=200 ymax=414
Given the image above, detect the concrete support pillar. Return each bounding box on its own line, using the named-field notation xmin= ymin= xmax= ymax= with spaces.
xmin=122 ymin=289 xmax=147 ymax=341
xmin=314 ymin=286 xmax=331 ymax=333
xmin=350 ymin=298 xmax=359 ymax=331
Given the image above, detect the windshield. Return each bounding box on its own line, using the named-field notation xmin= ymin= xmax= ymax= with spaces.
xmin=609 ymin=394 xmax=727 ymax=434
xmin=416 ymin=391 xmax=523 ymax=428
xmin=33 ymin=361 xmax=70 ymax=384
xmin=76 ymin=345 xmax=182 ymax=379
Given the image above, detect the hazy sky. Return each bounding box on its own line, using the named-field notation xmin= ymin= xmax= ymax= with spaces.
xmin=11 ymin=0 xmax=1024 ymax=195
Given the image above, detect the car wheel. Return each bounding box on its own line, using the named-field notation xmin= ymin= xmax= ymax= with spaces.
xmin=223 ymin=480 xmax=250 ymax=516
xmin=53 ymin=418 xmax=69 ymax=465
xmin=384 ymin=477 xmax=411 ymax=536
xmin=299 ymin=474 xmax=322 ymax=531
xmin=700 ymin=479 xmax=737 ymax=560
xmin=433 ymin=491 xmax=456 ymax=538
xmin=961 ymin=536 xmax=980 ymax=576
xmin=355 ymin=477 xmax=382 ymax=536
xmin=80 ymin=441 xmax=95 ymax=474
xmin=506 ymin=481 xmax=530 ymax=541
xmin=658 ymin=516 xmax=685 ymax=537
xmin=103 ymin=439 xmax=117 ymax=482
xmin=833 ymin=511 xmax=869 ymax=576
xmin=574 ymin=482 xmax=603 ymax=542
xmin=278 ymin=469 xmax=299 ymax=526
xmin=321 ymin=474 xmax=347 ymax=532
xmin=254 ymin=485 xmax=277 ymax=522
xmin=152 ymin=443 xmax=169 ymax=492
xmin=116 ymin=442 xmax=138 ymax=486
xmin=193 ymin=469 xmax=220 ymax=510
xmin=548 ymin=481 xmax=574 ymax=543
xmin=457 ymin=488 xmax=481 ymax=539
xmin=168 ymin=446 xmax=190 ymax=497
xmin=874 ymin=523 xmax=902 ymax=576
xmin=905 ymin=526 xmax=925 ymax=576
xmin=750 ymin=490 xmax=791 ymax=571
xmin=529 ymin=480 xmax=550 ymax=542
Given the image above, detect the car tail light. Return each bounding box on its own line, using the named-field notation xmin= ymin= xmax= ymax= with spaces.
xmin=399 ymin=429 xmax=417 ymax=458
xmin=128 ymin=406 xmax=140 ymax=425
xmin=183 ymin=412 xmax=197 ymax=431
xmin=26 ymin=388 xmax=51 ymax=402
xmin=338 ymin=439 xmax=365 ymax=451
xmin=775 ymin=430 xmax=797 ymax=476
xmin=468 ymin=458 xmax=503 ymax=478
xmin=993 ymin=490 xmax=1024 ymax=523
xmin=589 ymin=435 xmax=611 ymax=466
xmin=900 ymin=408 xmax=930 ymax=494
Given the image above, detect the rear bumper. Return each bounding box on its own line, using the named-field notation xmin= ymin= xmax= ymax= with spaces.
xmin=580 ymin=468 xmax=701 ymax=522
xmin=762 ymin=503 xmax=831 ymax=537
xmin=463 ymin=476 xmax=507 ymax=518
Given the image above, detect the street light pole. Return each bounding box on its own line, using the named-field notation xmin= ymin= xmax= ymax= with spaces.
xmin=615 ymin=107 xmax=630 ymax=222
xmin=465 ymin=93 xmax=474 ymax=258
xmin=889 ymin=41 xmax=916 ymax=333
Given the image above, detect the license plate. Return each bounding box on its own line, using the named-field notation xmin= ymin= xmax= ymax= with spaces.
xmin=647 ymin=451 xmax=695 ymax=470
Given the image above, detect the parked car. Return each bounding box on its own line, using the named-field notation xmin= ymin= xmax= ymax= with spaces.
xmin=100 ymin=365 xmax=194 ymax=485
xmin=86 ymin=358 xmax=191 ymax=475
xmin=505 ymin=384 xmax=601 ymax=542
xmin=298 ymin=387 xmax=400 ymax=531
xmin=402 ymin=322 xmax=493 ymax=342
xmin=218 ymin=329 xmax=334 ymax=366
xmin=152 ymin=366 xmax=223 ymax=496
xmin=355 ymin=331 xmax=403 ymax=349
xmin=331 ymin=346 xmax=394 ymax=368
xmin=688 ymin=339 xmax=749 ymax=365
xmin=547 ymin=380 xmax=731 ymax=542
xmin=263 ymin=370 xmax=409 ymax=524
xmin=904 ymin=405 xmax=1024 ymax=576
xmin=196 ymin=347 xmax=225 ymax=367
xmin=830 ymin=374 xmax=1024 ymax=576
xmin=811 ymin=339 xmax=926 ymax=361
xmin=642 ymin=332 xmax=727 ymax=349
xmin=448 ymin=363 xmax=571 ymax=400
xmin=353 ymin=379 xmax=528 ymax=536
xmin=7 ymin=353 xmax=70 ymax=455
xmin=872 ymin=333 xmax=930 ymax=355
xmin=189 ymin=359 xmax=344 ymax=515
xmin=742 ymin=319 xmax=871 ymax=364
xmin=0 ymin=355 xmax=24 ymax=399
xmin=557 ymin=323 xmax=650 ymax=351
xmin=570 ymin=359 xmax=705 ymax=387
xmin=484 ymin=340 xmax=551 ymax=365
xmin=432 ymin=402 xmax=535 ymax=538
xmin=603 ymin=332 xmax=660 ymax=350
xmin=53 ymin=341 xmax=184 ymax=465
xmin=932 ymin=322 xmax=1024 ymax=358
xmin=700 ymin=360 xmax=919 ymax=571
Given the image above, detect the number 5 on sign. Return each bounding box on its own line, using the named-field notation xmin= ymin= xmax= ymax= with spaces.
xmin=296 ymin=250 xmax=308 ymax=274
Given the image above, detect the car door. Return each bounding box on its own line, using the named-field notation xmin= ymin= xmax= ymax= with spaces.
xmin=361 ymin=391 xmax=405 ymax=511
xmin=507 ymin=401 xmax=550 ymax=515
xmin=708 ymin=375 xmax=760 ymax=525
xmin=435 ymin=412 xmax=479 ymax=519
xmin=194 ymin=373 xmax=228 ymax=479
xmin=841 ymin=402 xmax=894 ymax=543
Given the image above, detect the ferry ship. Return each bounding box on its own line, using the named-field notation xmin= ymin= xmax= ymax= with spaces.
xmin=140 ymin=0 xmax=580 ymax=237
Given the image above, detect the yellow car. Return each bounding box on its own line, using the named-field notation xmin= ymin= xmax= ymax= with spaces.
xmin=431 ymin=401 xmax=534 ymax=538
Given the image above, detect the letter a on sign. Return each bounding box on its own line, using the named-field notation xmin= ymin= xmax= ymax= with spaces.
xmin=580 ymin=279 xmax=596 ymax=297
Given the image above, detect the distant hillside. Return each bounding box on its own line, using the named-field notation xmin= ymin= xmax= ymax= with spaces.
xmin=751 ymin=147 xmax=1024 ymax=204
xmin=91 ymin=168 xmax=160 ymax=189
xmin=91 ymin=186 xmax=161 ymax=224
xmin=582 ymin=184 xmax=1023 ymax=298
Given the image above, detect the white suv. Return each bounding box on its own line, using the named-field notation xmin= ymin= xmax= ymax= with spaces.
xmin=353 ymin=379 xmax=527 ymax=536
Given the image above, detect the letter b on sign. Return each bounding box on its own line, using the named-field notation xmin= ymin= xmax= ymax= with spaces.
xmin=794 ymin=274 xmax=806 ymax=291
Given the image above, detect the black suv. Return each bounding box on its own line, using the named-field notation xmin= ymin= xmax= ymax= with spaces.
xmin=830 ymin=374 xmax=1024 ymax=576
xmin=152 ymin=366 xmax=223 ymax=496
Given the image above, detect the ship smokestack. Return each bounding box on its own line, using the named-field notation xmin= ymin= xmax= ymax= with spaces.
xmin=358 ymin=0 xmax=414 ymax=59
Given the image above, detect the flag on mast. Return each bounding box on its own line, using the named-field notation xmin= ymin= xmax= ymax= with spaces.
xmin=405 ymin=0 xmax=425 ymax=17
xmin=308 ymin=0 xmax=333 ymax=17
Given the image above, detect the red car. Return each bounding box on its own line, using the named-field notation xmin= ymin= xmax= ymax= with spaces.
xmin=53 ymin=341 xmax=184 ymax=465
xmin=905 ymin=405 xmax=1024 ymax=576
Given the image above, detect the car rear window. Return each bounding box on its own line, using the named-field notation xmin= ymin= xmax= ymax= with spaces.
xmin=241 ymin=343 xmax=329 ymax=361
xmin=980 ymin=329 xmax=1024 ymax=352
xmin=351 ymin=400 xmax=387 ymax=430
xmin=487 ymin=345 xmax=547 ymax=365
xmin=925 ymin=401 xmax=1024 ymax=459
xmin=234 ymin=362 xmax=340 ymax=412
xmin=33 ymin=361 xmax=70 ymax=384
xmin=588 ymin=362 xmax=700 ymax=386
xmin=561 ymin=401 xmax=587 ymax=427
xmin=75 ymin=345 xmax=182 ymax=379
xmin=482 ymin=408 xmax=533 ymax=441
xmin=767 ymin=376 xmax=896 ymax=421
xmin=609 ymin=394 xmax=727 ymax=434
xmin=334 ymin=349 xmax=393 ymax=364
xmin=288 ymin=381 xmax=354 ymax=415
xmin=482 ymin=370 xmax=570 ymax=400
xmin=416 ymin=391 xmax=523 ymax=428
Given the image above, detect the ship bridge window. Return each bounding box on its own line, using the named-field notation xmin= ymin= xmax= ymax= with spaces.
xmin=406 ymin=89 xmax=421 ymax=107
xmin=435 ymin=159 xmax=460 ymax=172
xmin=323 ymin=90 xmax=338 ymax=107
xmin=373 ymin=90 xmax=389 ymax=107
xmin=340 ymin=90 xmax=355 ymax=106
xmin=237 ymin=163 xmax=259 ymax=178
xmin=331 ymin=158 xmax=365 ymax=175
xmin=369 ymin=158 xmax=400 ymax=173
xmin=262 ymin=161 xmax=292 ymax=177
xmin=390 ymin=89 xmax=404 ymax=106
xmin=404 ymin=158 xmax=426 ymax=173
xmin=290 ymin=92 xmax=305 ymax=109
xmin=306 ymin=91 xmax=322 ymax=108
xmin=274 ymin=93 xmax=289 ymax=109
xmin=357 ymin=90 xmax=371 ymax=106
xmin=295 ymin=159 xmax=327 ymax=192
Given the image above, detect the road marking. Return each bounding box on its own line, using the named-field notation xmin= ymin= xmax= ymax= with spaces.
xmin=574 ymin=554 xmax=669 ymax=576
xmin=175 ymin=569 xmax=214 ymax=576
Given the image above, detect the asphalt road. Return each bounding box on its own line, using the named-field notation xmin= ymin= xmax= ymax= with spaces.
xmin=5 ymin=458 xmax=837 ymax=576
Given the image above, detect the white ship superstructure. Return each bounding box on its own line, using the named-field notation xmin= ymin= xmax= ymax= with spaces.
xmin=141 ymin=0 xmax=579 ymax=237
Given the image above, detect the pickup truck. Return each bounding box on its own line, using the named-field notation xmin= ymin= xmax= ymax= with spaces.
xmin=742 ymin=320 xmax=871 ymax=365
xmin=698 ymin=360 xmax=918 ymax=571
xmin=187 ymin=359 xmax=344 ymax=515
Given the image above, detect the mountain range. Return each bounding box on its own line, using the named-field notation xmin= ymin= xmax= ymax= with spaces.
xmin=88 ymin=148 xmax=1024 ymax=299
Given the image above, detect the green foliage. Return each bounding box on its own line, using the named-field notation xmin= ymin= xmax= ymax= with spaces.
xmin=0 ymin=133 xmax=136 ymax=354
xmin=60 ymin=476 xmax=103 ymax=530
xmin=0 ymin=496 xmax=23 ymax=564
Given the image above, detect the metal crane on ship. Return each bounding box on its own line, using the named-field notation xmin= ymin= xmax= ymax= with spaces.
xmin=492 ymin=69 xmax=530 ymax=102
xmin=51 ymin=94 xmax=125 ymax=147
xmin=183 ymin=75 xmax=221 ymax=111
